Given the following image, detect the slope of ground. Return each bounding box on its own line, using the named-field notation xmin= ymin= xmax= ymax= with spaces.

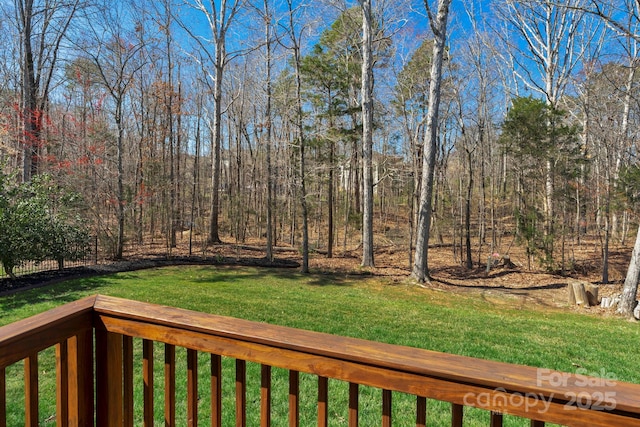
xmin=0 ymin=235 xmax=633 ymax=317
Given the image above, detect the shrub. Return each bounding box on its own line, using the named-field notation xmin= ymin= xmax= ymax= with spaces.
xmin=0 ymin=168 xmax=91 ymax=278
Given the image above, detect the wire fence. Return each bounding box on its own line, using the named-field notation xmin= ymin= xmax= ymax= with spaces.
xmin=0 ymin=236 xmax=101 ymax=280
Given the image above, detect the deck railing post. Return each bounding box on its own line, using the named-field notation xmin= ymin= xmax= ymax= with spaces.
xmin=70 ymin=329 xmax=95 ymax=426
xmin=96 ymin=328 xmax=124 ymax=427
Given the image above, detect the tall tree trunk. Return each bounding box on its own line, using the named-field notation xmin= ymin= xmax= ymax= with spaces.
xmin=115 ymin=99 xmax=125 ymax=260
xmin=617 ymin=224 xmax=640 ymax=318
xmin=465 ymin=149 xmax=473 ymax=269
xmin=285 ymin=0 xmax=309 ymax=273
xmin=264 ymin=0 xmax=274 ymax=262
xmin=164 ymin=2 xmax=177 ymax=249
xmin=209 ymin=45 xmax=224 ymax=244
xmin=361 ymin=0 xmax=375 ymax=267
xmin=328 ymin=140 xmax=334 ymax=258
xmin=411 ymin=0 xmax=452 ymax=282
xmin=19 ymin=0 xmax=39 ymax=182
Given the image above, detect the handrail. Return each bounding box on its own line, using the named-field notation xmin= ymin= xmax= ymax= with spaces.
xmin=1 ymin=294 xmax=640 ymax=426
xmin=0 ymin=295 xmax=95 ymax=367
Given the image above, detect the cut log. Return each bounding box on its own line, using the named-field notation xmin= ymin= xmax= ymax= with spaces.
xmin=584 ymin=283 xmax=599 ymax=306
xmin=568 ymin=283 xmax=577 ymax=306
xmin=568 ymin=280 xmax=589 ymax=306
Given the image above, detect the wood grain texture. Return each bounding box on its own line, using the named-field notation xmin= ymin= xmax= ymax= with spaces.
xmin=142 ymin=339 xmax=154 ymax=427
xmin=382 ymin=389 xmax=391 ymax=427
xmin=91 ymin=295 xmax=640 ymax=427
xmin=95 ymin=329 xmax=123 ymax=427
xmin=1 ymin=294 xmax=640 ymax=427
xmin=348 ymin=382 xmax=358 ymax=427
xmin=106 ymin=332 xmax=123 ymax=427
xmin=289 ymin=370 xmax=299 ymax=427
xmin=0 ymin=295 xmax=95 ymax=368
xmin=236 ymin=359 xmax=246 ymax=427
xmin=187 ymin=349 xmax=198 ymax=427
xmin=123 ymin=335 xmax=134 ymax=427
xmin=211 ymin=354 xmax=222 ymax=427
xmin=416 ymin=396 xmax=426 ymax=427
xmin=92 ymin=295 xmax=640 ymax=416
xmin=260 ymin=364 xmax=271 ymax=427
xmin=95 ymin=313 xmax=639 ymax=426
xmin=25 ymin=353 xmax=38 ymax=427
xmin=318 ymin=376 xmax=328 ymax=427
xmin=56 ymin=341 xmax=69 ymax=427
xmin=72 ymin=329 xmax=94 ymax=426
xmin=165 ymin=344 xmax=176 ymax=426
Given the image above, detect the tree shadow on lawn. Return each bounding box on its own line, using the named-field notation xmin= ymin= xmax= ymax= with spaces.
xmin=0 ymin=255 xmax=378 ymax=317
xmin=0 ymin=275 xmax=114 ymax=315
xmin=189 ymin=264 xmax=357 ymax=287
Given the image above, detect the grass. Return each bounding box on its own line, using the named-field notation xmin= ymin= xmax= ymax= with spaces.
xmin=1 ymin=265 xmax=638 ymax=426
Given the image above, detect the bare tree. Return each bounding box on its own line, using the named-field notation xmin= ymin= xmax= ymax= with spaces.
xmin=499 ymin=0 xmax=595 ymax=257
xmin=360 ymin=0 xmax=375 ymax=267
xmin=262 ymin=0 xmax=275 ymax=262
xmin=180 ymin=0 xmax=245 ymax=244
xmin=13 ymin=0 xmax=82 ymax=182
xmin=583 ymin=0 xmax=640 ymax=317
xmin=411 ymin=0 xmax=452 ymax=283
xmin=567 ymin=0 xmax=640 ymax=316
xmin=80 ymin=1 xmax=146 ymax=259
xmin=280 ymin=0 xmax=311 ymax=273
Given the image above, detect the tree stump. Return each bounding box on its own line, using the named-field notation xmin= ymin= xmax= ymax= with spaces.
xmin=584 ymin=283 xmax=599 ymax=306
xmin=568 ymin=280 xmax=590 ymax=306
xmin=501 ymin=255 xmax=516 ymax=269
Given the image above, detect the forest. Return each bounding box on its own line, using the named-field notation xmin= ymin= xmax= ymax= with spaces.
xmin=1 ymin=0 xmax=640 ymax=312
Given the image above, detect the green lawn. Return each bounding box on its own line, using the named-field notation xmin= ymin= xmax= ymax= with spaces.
xmin=1 ymin=265 xmax=638 ymax=426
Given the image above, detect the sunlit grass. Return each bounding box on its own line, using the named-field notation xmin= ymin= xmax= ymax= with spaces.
xmin=1 ymin=265 xmax=638 ymax=425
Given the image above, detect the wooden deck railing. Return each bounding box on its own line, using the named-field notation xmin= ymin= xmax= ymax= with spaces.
xmin=0 ymin=294 xmax=639 ymax=426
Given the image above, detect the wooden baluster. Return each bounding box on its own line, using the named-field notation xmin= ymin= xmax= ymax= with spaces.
xmin=25 ymin=352 xmax=38 ymax=427
xmin=416 ymin=396 xmax=426 ymax=427
xmin=211 ymin=355 xmax=222 ymax=427
xmin=187 ymin=349 xmax=198 ymax=427
xmin=382 ymin=389 xmax=392 ymax=427
xmin=96 ymin=330 xmax=123 ymax=427
xmin=123 ymin=336 xmax=134 ymax=427
xmin=0 ymin=367 xmax=6 ymax=427
xmin=451 ymin=403 xmax=463 ymax=427
xmin=491 ymin=411 xmax=503 ymax=427
xmin=318 ymin=376 xmax=328 ymax=427
xmin=531 ymin=421 xmax=545 ymax=427
xmin=289 ymin=370 xmax=299 ymax=427
xmin=260 ymin=365 xmax=271 ymax=427
xmin=348 ymin=383 xmax=358 ymax=427
xmin=95 ymin=327 xmax=107 ymax=425
xmin=107 ymin=333 xmax=124 ymax=427
xmin=143 ymin=340 xmax=154 ymax=427
xmin=165 ymin=344 xmax=176 ymax=426
xmin=56 ymin=341 xmax=69 ymax=427
xmin=236 ymin=359 xmax=246 ymax=427
xmin=70 ymin=329 xmax=94 ymax=426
